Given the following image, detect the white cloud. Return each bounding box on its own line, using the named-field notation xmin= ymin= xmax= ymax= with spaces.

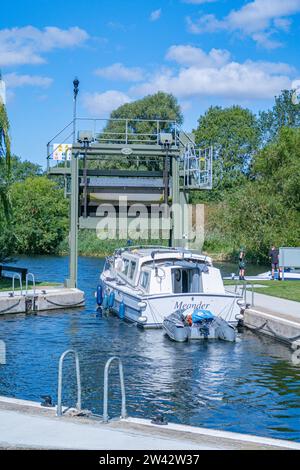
xmin=186 ymin=0 xmax=300 ymax=48
xmin=150 ymin=9 xmax=162 ymax=22
xmin=183 ymin=0 xmax=217 ymax=3
xmin=186 ymin=14 xmax=224 ymax=35
xmin=166 ymin=45 xmax=231 ymax=67
xmin=95 ymin=63 xmax=144 ymax=82
xmin=82 ymin=90 xmax=131 ymax=116
xmin=4 ymin=73 xmax=53 ymax=88
xmin=131 ymin=49 xmax=292 ymax=101
xmin=0 ymin=26 xmax=89 ymax=67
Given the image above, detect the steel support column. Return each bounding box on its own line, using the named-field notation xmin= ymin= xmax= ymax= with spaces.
xmin=171 ymin=155 xmax=181 ymax=247
xmin=67 ymin=150 xmax=79 ymax=288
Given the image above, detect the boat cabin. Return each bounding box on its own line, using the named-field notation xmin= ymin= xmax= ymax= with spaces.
xmin=112 ymin=247 xmax=225 ymax=296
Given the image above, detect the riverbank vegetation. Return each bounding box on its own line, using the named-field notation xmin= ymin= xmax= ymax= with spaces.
xmin=193 ymin=90 xmax=300 ymax=263
xmin=0 ymin=90 xmax=299 ymax=266
xmin=58 ymin=230 xmax=168 ymax=257
xmin=224 ymin=280 xmax=300 ymax=303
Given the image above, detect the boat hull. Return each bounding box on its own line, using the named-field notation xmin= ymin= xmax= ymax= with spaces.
xmin=100 ymin=277 xmax=242 ymax=328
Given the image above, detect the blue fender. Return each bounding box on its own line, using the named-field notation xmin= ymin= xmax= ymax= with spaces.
xmin=96 ymin=285 xmax=103 ymax=306
xmin=109 ymin=291 xmax=115 ymax=308
xmin=103 ymin=293 xmax=109 ymax=309
xmin=119 ymin=301 xmax=125 ymax=319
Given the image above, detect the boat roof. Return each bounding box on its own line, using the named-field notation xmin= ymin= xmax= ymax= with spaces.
xmin=114 ymin=245 xmax=212 ymax=265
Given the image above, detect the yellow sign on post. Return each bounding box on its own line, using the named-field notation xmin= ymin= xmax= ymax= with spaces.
xmin=53 ymin=143 xmax=72 ymax=161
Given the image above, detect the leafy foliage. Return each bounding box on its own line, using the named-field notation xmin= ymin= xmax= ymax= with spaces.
xmin=6 ymin=155 xmax=43 ymax=183
xmin=193 ymin=106 xmax=260 ymax=200
xmin=205 ymin=126 xmax=300 ymax=262
xmin=0 ymin=103 xmax=12 ymax=263
xmin=0 ymin=103 xmax=11 ymax=163
xmin=10 ymin=176 xmax=68 ymax=254
xmin=259 ymin=90 xmax=300 ymax=145
xmin=97 ymin=92 xmax=183 ymax=171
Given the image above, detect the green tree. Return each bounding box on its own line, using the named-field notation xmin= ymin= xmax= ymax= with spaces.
xmin=204 ymin=127 xmax=300 ymax=261
xmin=0 ymin=102 xmax=13 ymax=262
xmin=194 ymin=106 xmax=260 ymax=198
xmin=259 ymin=89 xmax=300 ymax=144
xmin=253 ymin=127 xmax=300 ymax=210
xmin=98 ymin=92 xmax=183 ymax=171
xmin=11 ymin=176 xmax=69 ymax=254
xmin=6 ymin=155 xmax=43 ymax=183
xmin=205 ymin=181 xmax=300 ymax=262
xmin=0 ymin=103 xmax=11 ymax=163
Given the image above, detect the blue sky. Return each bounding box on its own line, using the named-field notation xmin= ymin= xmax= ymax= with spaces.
xmin=1 ymin=0 xmax=300 ymax=165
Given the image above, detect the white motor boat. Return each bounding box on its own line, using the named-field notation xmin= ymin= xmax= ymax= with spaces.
xmin=99 ymin=246 xmax=243 ymax=328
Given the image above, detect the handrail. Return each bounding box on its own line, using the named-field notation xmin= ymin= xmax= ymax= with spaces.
xmin=57 ymin=349 xmax=82 ymax=417
xmin=103 ymin=356 xmax=127 ymax=423
xmin=47 ymin=118 xmax=178 ymax=147
xmin=47 ymin=119 xmax=74 ymax=146
xmin=25 ymin=272 xmax=36 ymax=296
xmin=233 ymin=280 xmax=255 ymax=307
xmin=12 ymin=273 xmax=22 ymax=296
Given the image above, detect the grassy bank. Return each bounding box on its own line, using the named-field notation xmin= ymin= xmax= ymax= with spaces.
xmin=58 ymin=230 xmax=169 ymax=257
xmin=224 ymin=280 xmax=300 ymax=303
xmin=58 ymin=229 xmax=234 ymax=260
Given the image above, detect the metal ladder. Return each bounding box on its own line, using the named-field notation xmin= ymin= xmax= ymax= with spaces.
xmin=103 ymin=356 xmax=127 ymax=423
xmin=25 ymin=272 xmax=36 ymax=296
xmin=56 ymin=351 xmax=127 ymax=422
xmin=12 ymin=273 xmax=23 ymax=296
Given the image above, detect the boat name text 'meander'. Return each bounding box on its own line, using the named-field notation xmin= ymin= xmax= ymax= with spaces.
xmin=174 ymin=301 xmax=210 ymax=311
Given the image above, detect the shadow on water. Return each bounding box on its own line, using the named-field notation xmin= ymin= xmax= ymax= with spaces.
xmin=0 ymin=255 xmax=300 ymax=441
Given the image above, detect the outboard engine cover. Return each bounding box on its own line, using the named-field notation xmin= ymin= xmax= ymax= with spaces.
xmin=192 ymin=309 xmax=214 ymax=324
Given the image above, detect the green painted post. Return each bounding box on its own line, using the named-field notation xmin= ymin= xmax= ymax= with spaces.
xmin=68 ymin=149 xmax=79 ymax=288
xmin=171 ymin=155 xmax=181 ymax=247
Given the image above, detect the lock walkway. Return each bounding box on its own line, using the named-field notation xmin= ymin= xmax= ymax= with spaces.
xmin=0 ymin=287 xmax=85 ymax=315
xmin=226 ymin=285 xmax=300 ymax=346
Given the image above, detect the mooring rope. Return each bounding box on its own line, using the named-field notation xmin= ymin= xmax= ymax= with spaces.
xmin=250 ymin=320 xmax=268 ymax=332
xmin=0 ymin=299 xmax=21 ymax=314
xmin=248 ymin=319 xmax=300 ymax=343
xmin=45 ymin=298 xmax=85 ymax=308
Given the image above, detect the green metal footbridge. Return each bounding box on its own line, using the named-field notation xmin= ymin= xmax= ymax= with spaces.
xmin=47 ymin=117 xmax=212 ymax=287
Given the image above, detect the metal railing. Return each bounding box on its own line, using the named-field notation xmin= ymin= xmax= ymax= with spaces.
xmin=233 ymin=280 xmax=255 ymax=307
xmin=103 ymin=356 xmax=127 ymax=423
xmin=12 ymin=273 xmax=23 ymax=296
xmin=46 ymin=117 xmax=213 ymax=191
xmin=47 ymin=118 xmax=179 ymax=160
xmin=182 ymin=144 xmax=213 ymax=190
xmin=57 ymin=349 xmax=82 ymax=417
xmin=25 ymin=272 xmax=36 ymax=296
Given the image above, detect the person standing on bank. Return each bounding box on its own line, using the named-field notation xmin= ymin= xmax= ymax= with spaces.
xmin=269 ymin=245 xmax=280 ymax=280
xmin=238 ymin=248 xmax=246 ymax=281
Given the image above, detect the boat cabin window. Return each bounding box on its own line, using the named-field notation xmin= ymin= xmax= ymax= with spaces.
xmin=140 ymin=271 xmax=150 ymax=290
xmin=122 ymin=259 xmax=130 ymax=276
xmin=172 ymin=268 xmax=201 ymax=293
xmin=128 ymin=260 xmax=137 ymax=280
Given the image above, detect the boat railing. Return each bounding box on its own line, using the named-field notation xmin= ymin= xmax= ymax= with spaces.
xmin=232 ymin=280 xmax=255 ymax=307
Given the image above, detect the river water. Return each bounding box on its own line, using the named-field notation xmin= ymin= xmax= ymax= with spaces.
xmin=0 ymin=255 xmax=300 ymax=441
